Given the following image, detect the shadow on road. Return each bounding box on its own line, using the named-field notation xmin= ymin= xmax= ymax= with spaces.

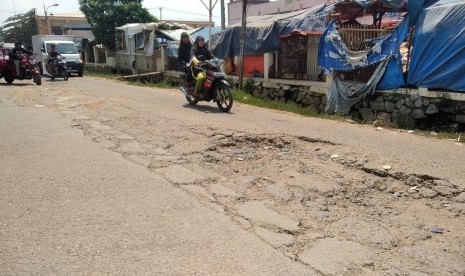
xmin=0 ymin=82 xmax=35 ymax=86
xmin=182 ymin=103 xmax=235 ymax=114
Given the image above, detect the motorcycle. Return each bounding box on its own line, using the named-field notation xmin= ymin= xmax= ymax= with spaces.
xmin=47 ymin=55 xmax=68 ymax=81
xmin=180 ymin=58 xmax=233 ymax=112
xmin=0 ymin=48 xmax=41 ymax=85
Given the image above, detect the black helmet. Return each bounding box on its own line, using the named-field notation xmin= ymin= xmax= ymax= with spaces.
xmin=194 ymin=35 xmax=205 ymax=45
xmin=50 ymin=43 xmax=56 ymax=47
xmin=14 ymin=41 xmax=21 ymax=46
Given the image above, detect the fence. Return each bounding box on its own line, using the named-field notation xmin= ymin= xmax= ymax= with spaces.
xmin=277 ymin=33 xmax=323 ymax=81
xmin=278 ymin=35 xmax=308 ymax=80
xmin=337 ymin=25 xmax=392 ymax=82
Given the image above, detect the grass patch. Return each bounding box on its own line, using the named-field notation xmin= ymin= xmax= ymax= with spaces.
xmin=129 ymin=80 xmax=173 ymax=89
xmin=232 ymin=89 xmax=344 ymax=120
xmin=415 ymin=130 xmax=464 ymax=141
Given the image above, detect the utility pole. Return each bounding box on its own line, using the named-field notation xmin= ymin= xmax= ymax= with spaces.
xmin=221 ymin=0 xmax=225 ymax=30
xmin=159 ymin=7 xmax=162 ymax=20
xmin=200 ymin=0 xmax=219 ymax=49
xmin=44 ymin=2 xmax=59 ymax=35
xmin=238 ymin=0 xmax=247 ymax=90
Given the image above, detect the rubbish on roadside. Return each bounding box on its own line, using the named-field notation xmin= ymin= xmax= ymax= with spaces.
xmin=383 ymin=164 xmax=392 ymax=170
xmin=376 ymin=127 xmax=383 ymax=130
xmin=235 ymin=157 xmax=244 ymax=161
xmin=430 ymin=225 xmax=444 ymax=234
xmin=407 ymin=130 xmax=414 ymax=133
xmin=330 ymin=154 xmax=339 ymax=158
xmin=410 ymin=186 xmax=418 ymax=190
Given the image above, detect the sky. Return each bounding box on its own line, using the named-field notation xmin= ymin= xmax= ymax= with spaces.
xmin=0 ymin=0 xmax=224 ymax=25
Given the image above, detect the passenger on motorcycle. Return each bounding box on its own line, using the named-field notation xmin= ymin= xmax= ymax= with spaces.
xmin=46 ymin=44 xmax=59 ymax=73
xmin=177 ymin=32 xmax=192 ymax=92
xmin=190 ymin=35 xmax=214 ymax=97
xmin=11 ymin=41 xmax=33 ymax=78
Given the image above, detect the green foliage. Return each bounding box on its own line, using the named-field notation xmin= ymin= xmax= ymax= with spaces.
xmin=79 ymin=0 xmax=157 ymax=49
xmin=232 ymin=89 xmax=344 ymax=120
xmin=244 ymin=78 xmax=254 ymax=94
xmin=0 ymin=9 xmax=37 ymax=49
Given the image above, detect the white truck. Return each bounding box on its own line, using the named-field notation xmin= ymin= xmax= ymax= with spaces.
xmin=32 ymin=35 xmax=84 ymax=77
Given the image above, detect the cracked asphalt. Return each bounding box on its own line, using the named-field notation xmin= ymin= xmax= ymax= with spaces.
xmin=1 ymin=76 xmax=464 ymax=275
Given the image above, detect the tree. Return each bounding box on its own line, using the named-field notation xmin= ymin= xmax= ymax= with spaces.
xmin=79 ymin=0 xmax=157 ymax=49
xmin=0 ymin=9 xmax=38 ymax=49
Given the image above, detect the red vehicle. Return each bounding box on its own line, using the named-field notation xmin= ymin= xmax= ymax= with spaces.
xmin=0 ymin=43 xmax=41 ymax=85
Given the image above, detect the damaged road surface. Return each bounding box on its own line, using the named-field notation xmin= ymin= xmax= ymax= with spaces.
xmin=1 ymin=77 xmax=464 ymax=275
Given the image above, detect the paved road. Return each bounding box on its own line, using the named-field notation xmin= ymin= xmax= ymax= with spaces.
xmin=1 ymin=77 xmax=464 ymax=275
xmin=0 ymin=92 xmax=314 ymax=274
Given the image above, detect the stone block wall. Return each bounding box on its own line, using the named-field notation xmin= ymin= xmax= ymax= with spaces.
xmin=161 ymin=71 xmax=465 ymax=131
xmin=353 ymin=94 xmax=465 ymax=131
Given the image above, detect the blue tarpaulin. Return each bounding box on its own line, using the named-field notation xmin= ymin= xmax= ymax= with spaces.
xmin=407 ymin=0 xmax=465 ymax=91
xmin=355 ymin=0 xmax=405 ymax=10
xmin=319 ymin=0 xmax=465 ymax=92
xmin=318 ymin=18 xmax=408 ymax=74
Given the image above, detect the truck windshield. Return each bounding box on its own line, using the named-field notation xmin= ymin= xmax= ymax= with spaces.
xmin=47 ymin=43 xmax=78 ymax=54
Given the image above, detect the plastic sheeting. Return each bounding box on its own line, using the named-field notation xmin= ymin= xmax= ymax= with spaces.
xmin=354 ymin=0 xmax=405 ymax=10
xmin=210 ymin=4 xmax=331 ymax=59
xmin=318 ymin=18 xmax=408 ymax=73
xmin=407 ymin=0 xmax=465 ymax=92
xmin=116 ymin=23 xmax=159 ymax=38
xmin=326 ymin=58 xmax=390 ymax=114
xmin=407 ymin=0 xmax=438 ymax=24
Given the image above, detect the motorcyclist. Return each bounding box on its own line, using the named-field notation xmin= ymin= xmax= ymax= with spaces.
xmin=46 ymin=44 xmax=59 ymax=74
xmin=190 ymin=35 xmax=214 ymax=97
xmin=177 ymin=32 xmax=192 ymax=93
xmin=11 ymin=41 xmax=32 ymax=78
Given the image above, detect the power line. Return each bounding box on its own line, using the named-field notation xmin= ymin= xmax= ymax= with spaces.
xmin=148 ymin=6 xmax=221 ymax=19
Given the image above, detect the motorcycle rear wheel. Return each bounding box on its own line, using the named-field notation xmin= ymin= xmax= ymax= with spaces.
xmin=216 ymin=83 xmax=233 ymax=112
xmin=185 ymin=82 xmax=198 ymax=105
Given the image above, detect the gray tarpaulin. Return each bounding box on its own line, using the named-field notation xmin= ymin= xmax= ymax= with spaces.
xmin=210 ymin=4 xmax=331 ymax=59
xmin=325 ymin=58 xmax=390 ymax=114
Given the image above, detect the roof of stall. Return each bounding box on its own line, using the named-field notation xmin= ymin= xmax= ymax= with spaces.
xmin=334 ymin=0 xmax=407 ymax=20
xmin=210 ymin=4 xmax=332 ymax=58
